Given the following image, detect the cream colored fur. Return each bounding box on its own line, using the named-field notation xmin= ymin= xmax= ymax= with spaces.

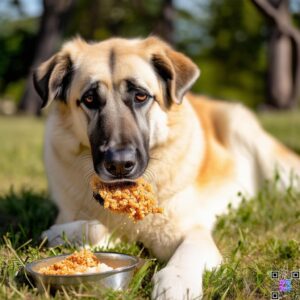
xmin=39 ymin=37 xmax=300 ymax=300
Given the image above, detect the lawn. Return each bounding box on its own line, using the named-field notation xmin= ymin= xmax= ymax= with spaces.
xmin=0 ymin=111 xmax=299 ymax=299
xmin=0 ymin=116 xmax=46 ymax=193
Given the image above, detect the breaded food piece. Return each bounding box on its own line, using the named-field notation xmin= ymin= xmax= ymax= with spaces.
xmin=90 ymin=175 xmax=163 ymax=222
xmin=39 ymin=250 xmax=103 ymax=275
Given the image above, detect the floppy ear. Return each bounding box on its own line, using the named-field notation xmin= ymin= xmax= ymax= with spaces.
xmin=146 ymin=37 xmax=200 ymax=106
xmin=33 ymin=53 xmax=74 ymax=108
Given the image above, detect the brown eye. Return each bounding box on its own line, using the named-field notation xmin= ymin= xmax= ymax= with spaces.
xmin=135 ymin=93 xmax=148 ymax=102
xmin=81 ymin=91 xmax=99 ymax=109
xmin=84 ymin=95 xmax=94 ymax=103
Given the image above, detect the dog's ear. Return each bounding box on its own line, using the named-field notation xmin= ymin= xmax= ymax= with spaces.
xmin=33 ymin=53 xmax=74 ymax=108
xmin=145 ymin=37 xmax=200 ymax=106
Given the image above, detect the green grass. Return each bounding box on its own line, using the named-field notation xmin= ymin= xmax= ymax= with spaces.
xmin=260 ymin=110 xmax=300 ymax=154
xmin=0 ymin=116 xmax=46 ymax=193
xmin=205 ymin=177 xmax=300 ymax=299
xmin=0 ymin=111 xmax=300 ymax=299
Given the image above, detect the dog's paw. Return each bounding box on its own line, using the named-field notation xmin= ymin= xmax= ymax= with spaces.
xmin=203 ymin=248 xmax=223 ymax=272
xmin=152 ymin=266 xmax=202 ymax=300
xmin=41 ymin=220 xmax=109 ymax=247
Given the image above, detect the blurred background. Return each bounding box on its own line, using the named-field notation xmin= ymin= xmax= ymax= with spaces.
xmin=1 ymin=0 xmax=300 ymax=113
xmin=0 ymin=0 xmax=299 ymax=192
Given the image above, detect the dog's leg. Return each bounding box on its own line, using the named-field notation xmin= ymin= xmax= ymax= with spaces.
xmin=152 ymin=227 xmax=222 ymax=300
xmin=42 ymin=220 xmax=111 ymax=248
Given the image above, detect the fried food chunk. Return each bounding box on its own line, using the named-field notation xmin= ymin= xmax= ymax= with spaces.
xmin=90 ymin=176 xmax=163 ymax=222
xmin=39 ymin=250 xmax=102 ymax=275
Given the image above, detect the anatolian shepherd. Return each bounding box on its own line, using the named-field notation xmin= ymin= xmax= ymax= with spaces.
xmin=34 ymin=36 xmax=300 ymax=299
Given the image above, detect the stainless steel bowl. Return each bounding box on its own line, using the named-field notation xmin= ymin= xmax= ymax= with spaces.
xmin=25 ymin=252 xmax=140 ymax=292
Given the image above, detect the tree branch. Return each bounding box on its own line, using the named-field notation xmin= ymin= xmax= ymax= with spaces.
xmin=251 ymin=0 xmax=300 ymax=42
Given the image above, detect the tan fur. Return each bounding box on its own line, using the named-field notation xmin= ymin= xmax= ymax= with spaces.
xmin=38 ymin=37 xmax=300 ymax=300
xmin=188 ymin=94 xmax=234 ymax=187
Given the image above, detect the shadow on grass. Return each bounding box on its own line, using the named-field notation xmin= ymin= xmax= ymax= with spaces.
xmin=0 ymin=189 xmax=57 ymax=247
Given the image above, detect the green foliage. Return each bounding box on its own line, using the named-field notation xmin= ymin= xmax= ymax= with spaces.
xmin=1 ymin=0 xmax=300 ymax=107
xmin=177 ymin=0 xmax=269 ymax=107
xmin=3 ymin=79 xmax=25 ymax=103
xmin=0 ymin=17 xmax=38 ymax=94
xmin=66 ymin=0 xmax=166 ymax=40
xmin=292 ymin=1 xmax=300 ymax=28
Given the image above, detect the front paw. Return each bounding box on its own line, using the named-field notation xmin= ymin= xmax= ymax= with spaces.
xmin=41 ymin=221 xmax=86 ymax=247
xmin=152 ymin=266 xmax=202 ymax=300
xmin=41 ymin=220 xmax=109 ymax=248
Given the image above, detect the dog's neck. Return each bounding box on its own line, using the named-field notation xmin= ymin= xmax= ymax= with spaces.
xmin=146 ymin=97 xmax=205 ymax=201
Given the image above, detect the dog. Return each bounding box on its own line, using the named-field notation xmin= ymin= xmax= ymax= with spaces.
xmin=34 ymin=36 xmax=300 ymax=299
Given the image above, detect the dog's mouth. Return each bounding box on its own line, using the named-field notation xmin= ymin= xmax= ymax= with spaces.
xmin=98 ymin=177 xmax=137 ymax=185
xmin=91 ymin=176 xmax=138 ymax=206
xmin=92 ymin=192 xmax=105 ymax=206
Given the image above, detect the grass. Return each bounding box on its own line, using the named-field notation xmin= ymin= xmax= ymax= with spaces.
xmin=0 ymin=110 xmax=300 ymax=299
xmin=0 ymin=116 xmax=46 ymax=193
xmin=259 ymin=110 xmax=300 ymax=154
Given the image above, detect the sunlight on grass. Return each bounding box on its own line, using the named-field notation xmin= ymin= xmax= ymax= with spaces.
xmin=204 ymin=175 xmax=300 ymax=299
xmin=259 ymin=110 xmax=300 ymax=154
xmin=0 ymin=116 xmax=46 ymax=193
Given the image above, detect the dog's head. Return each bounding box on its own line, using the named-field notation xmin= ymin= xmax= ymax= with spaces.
xmin=34 ymin=37 xmax=199 ymax=183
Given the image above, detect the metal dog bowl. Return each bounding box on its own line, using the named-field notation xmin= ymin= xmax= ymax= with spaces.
xmin=25 ymin=252 xmax=139 ymax=292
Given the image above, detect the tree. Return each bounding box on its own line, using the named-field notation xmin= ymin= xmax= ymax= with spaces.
xmin=18 ymin=0 xmax=75 ymax=115
xmin=185 ymin=0 xmax=268 ymax=107
xmin=152 ymin=0 xmax=175 ymax=44
xmin=67 ymin=0 xmax=175 ymax=43
xmin=251 ymin=0 xmax=300 ymax=109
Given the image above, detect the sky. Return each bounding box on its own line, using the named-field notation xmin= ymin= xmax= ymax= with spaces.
xmin=0 ymin=0 xmax=42 ymax=18
xmin=22 ymin=0 xmax=42 ymax=16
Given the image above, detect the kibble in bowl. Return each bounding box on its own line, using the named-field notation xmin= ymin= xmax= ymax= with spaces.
xmin=25 ymin=251 xmax=140 ymax=291
xmin=39 ymin=250 xmax=113 ymax=275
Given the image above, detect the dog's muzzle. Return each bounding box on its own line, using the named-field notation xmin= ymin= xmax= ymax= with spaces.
xmin=103 ymin=147 xmax=137 ymax=177
xmin=94 ymin=145 xmax=146 ymax=182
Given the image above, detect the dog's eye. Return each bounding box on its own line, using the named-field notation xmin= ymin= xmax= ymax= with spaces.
xmin=134 ymin=92 xmax=149 ymax=103
xmin=81 ymin=92 xmax=99 ymax=109
xmin=85 ymin=95 xmax=94 ymax=103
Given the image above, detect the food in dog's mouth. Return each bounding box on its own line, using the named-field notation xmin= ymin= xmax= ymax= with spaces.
xmin=90 ymin=175 xmax=163 ymax=221
xmin=39 ymin=250 xmax=113 ymax=275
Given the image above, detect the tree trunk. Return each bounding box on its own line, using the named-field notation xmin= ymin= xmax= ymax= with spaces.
xmin=18 ymin=0 xmax=75 ymax=115
xmin=251 ymin=0 xmax=300 ymax=109
xmin=267 ymin=27 xmax=293 ymax=108
xmin=291 ymin=33 xmax=300 ymax=105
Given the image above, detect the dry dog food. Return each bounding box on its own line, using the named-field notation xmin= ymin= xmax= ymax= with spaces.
xmin=90 ymin=175 xmax=163 ymax=222
xmin=39 ymin=250 xmax=113 ymax=275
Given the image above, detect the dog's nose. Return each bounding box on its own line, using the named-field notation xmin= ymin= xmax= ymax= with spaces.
xmin=103 ymin=148 xmax=136 ymax=177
